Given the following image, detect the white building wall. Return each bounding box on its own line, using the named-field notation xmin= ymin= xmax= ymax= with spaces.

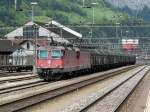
xmin=11 ymin=49 xmax=34 ymax=65
xmin=20 ymin=41 xmax=34 ymax=51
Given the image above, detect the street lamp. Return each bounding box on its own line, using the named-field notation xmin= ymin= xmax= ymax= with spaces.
xmin=14 ymin=0 xmax=17 ymax=10
xmin=82 ymin=0 xmax=85 ymax=7
xmin=91 ymin=2 xmax=98 ymax=25
xmin=83 ymin=2 xmax=98 ymax=38
xmin=91 ymin=2 xmax=98 ymax=39
xmin=31 ymin=2 xmax=38 ymax=74
xmin=31 ymin=2 xmax=38 ymax=22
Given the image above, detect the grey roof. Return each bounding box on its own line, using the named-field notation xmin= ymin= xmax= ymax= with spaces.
xmin=5 ymin=21 xmax=82 ymax=40
xmin=0 ymin=40 xmax=19 ymax=54
xmin=37 ymin=20 xmax=82 ymax=39
xmin=5 ymin=21 xmax=60 ymax=39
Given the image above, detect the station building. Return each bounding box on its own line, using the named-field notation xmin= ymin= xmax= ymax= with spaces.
xmin=0 ymin=20 xmax=82 ymax=65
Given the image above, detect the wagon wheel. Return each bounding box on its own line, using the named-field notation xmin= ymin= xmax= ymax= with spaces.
xmin=44 ymin=71 xmax=51 ymax=82
xmin=44 ymin=74 xmax=50 ymax=82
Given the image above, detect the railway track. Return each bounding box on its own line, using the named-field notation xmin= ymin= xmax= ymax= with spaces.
xmin=0 ymin=74 xmax=39 ymax=84
xmin=39 ymin=65 xmax=149 ymax=112
xmin=0 ymin=71 xmax=32 ymax=77
xmin=0 ymin=65 xmax=140 ymax=112
xmin=0 ymin=78 xmax=45 ymax=94
xmin=38 ymin=66 xmax=148 ymax=112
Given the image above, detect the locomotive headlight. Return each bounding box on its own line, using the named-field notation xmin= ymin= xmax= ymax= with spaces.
xmin=48 ymin=60 xmax=51 ymax=64
xmin=40 ymin=64 xmax=44 ymax=67
xmin=56 ymin=65 xmax=60 ymax=68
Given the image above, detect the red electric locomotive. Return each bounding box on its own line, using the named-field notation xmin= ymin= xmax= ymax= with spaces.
xmin=36 ymin=46 xmax=136 ymax=81
xmin=36 ymin=46 xmax=91 ymax=80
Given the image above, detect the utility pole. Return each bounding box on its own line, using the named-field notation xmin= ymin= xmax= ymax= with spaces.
xmin=14 ymin=0 xmax=17 ymax=10
xmin=82 ymin=2 xmax=98 ymax=38
xmin=116 ymin=22 xmax=120 ymax=38
xmin=91 ymin=2 xmax=98 ymax=39
xmin=31 ymin=2 xmax=38 ymax=74
xmin=92 ymin=7 xmax=94 ymax=25
xmin=91 ymin=2 xmax=98 ymax=25
xmin=31 ymin=2 xmax=38 ymax=22
xmin=82 ymin=0 xmax=85 ymax=7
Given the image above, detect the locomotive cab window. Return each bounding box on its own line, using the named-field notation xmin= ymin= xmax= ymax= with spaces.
xmin=39 ymin=50 xmax=48 ymax=59
xmin=51 ymin=50 xmax=64 ymax=58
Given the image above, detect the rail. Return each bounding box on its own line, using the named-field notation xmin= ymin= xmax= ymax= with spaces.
xmin=0 ymin=65 xmax=138 ymax=112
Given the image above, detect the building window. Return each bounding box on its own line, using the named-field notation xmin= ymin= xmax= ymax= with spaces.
xmin=27 ymin=42 xmax=30 ymax=49
xmin=23 ymin=25 xmax=39 ymax=39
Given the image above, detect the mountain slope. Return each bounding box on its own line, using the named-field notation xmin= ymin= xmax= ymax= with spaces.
xmin=0 ymin=0 xmax=130 ymax=26
xmin=105 ymin=0 xmax=150 ymax=21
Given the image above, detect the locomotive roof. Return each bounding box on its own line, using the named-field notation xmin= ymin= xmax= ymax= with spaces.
xmin=38 ymin=46 xmax=65 ymax=50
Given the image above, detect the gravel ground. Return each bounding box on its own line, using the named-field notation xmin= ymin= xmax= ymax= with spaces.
xmin=116 ymin=66 xmax=150 ymax=112
xmin=19 ymin=66 xmax=144 ymax=112
xmin=144 ymin=91 xmax=150 ymax=112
